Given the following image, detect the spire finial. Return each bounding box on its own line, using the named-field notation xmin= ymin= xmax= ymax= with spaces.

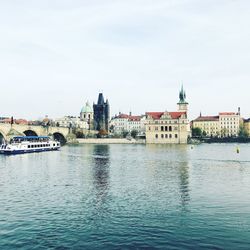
xmin=179 ymin=83 xmax=186 ymax=103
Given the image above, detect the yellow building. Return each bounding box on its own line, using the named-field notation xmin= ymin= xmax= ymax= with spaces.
xmin=192 ymin=110 xmax=241 ymax=137
xmin=192 ymin=116 xmax=219 ymax=137
xmin=145 ymin=86 xmax=190 ymax=144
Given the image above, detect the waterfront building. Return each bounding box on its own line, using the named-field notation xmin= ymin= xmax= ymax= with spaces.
xmin=145 ymin=86 xmax=190 ymax=144
xmin=0 ymin=117 xmax=9 ymax=122
xmin=93 ymin=93 xmax=110 ymax=132
xmin=54 ymin=116 xmax=89 ymax=129
xmin=80 ymin=101 xmax=94 ymax=130
xmin=219 ymin=111 xmax=241 ymax=137
xmin=192 ymin=108 xmax=241 ymax=137
xmin=0 ymin=118 xmax=28 ymax=125
xmin=192 ymin=115 xmax=220 ymax=137
xmin=110 ymin=113 xmax=146 ymax=136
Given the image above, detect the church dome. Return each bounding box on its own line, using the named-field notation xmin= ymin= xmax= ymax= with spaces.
xmin=81 ymin=101 xmax=93 ymax=113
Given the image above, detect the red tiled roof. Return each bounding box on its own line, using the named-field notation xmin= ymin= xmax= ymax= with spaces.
xmin=15 ymin=119 xmax=28 ymax=125
xmin=146 ymin=111 xmax=186 ymax=120
xmin=194 ymin=116 xmax=219 ymax=122
xmin=129 ymin=116 xmax=141 ymax=121
xmin=117 ymin=114 xmax=129 ymax=119
xmin=116 ymin=114 xmax=142 ymax=121
xmin=2 ymin=118 xmax=11 ymax=123
xmin=146 ymin=112 xmax=164 ymax=119
xmin=219 ymin=112 xmax=236 ymax=116
xmin=169 ymin=112 xmax=186 ymax=119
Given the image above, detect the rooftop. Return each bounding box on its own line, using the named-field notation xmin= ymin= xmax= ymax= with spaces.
xmin=115 ymin=113 xmax=142 ymax=121
xmin=193 ymin=116 xmax=219 ymax=122
xmin=146 ymin=111 xmax=186 ymax=120
xmin=219 ymin=112 xmax=237 ymax=116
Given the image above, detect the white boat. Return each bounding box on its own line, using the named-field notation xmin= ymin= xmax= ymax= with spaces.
xmin=0 ymin=136 xmax=60 ymax=155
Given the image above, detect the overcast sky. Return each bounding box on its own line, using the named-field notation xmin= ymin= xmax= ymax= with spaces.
xmin=0 ymin=0 xmax=249 ymax=120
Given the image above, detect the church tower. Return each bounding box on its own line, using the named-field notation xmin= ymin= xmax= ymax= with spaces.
xmin=177 ymin=85 xmax=188 ymax=112
xmin=80 ymin=101 xmax=94 ymax=130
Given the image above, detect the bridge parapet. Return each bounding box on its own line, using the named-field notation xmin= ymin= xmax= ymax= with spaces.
xmin=0 ymin=123 xmax=70 ymax=143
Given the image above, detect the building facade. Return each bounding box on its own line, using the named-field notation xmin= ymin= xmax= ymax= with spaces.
xmin=110 ymin=113 xmax=146 ymax=136
xmin=192 ymin=116 xmax=220 ymax=137
xmin=192 ymin=109 xmax=241 ymax=137
xmin=80 ymin=101 xmax=94 ymax=130
xmin=93 ymin=93 xmax=110 ymax=132
xmin=54 ymin=116 xmax=89 ymax=129
xmin=145 ymin=86 xmax=190 ymax=144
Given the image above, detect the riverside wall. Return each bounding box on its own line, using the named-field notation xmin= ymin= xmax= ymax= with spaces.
xmin=76 ymin=138 xmax=146 ymax=144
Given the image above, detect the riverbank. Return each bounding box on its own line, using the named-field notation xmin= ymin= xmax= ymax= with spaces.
xmin=77 ymin=138 xmax=146 ymax=144
xmin=198 ymin=137 xmax=250 ymax=143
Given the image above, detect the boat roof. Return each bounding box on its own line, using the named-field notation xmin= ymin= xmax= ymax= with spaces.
xmin=13 ymin=136 xmax=50 ymax=139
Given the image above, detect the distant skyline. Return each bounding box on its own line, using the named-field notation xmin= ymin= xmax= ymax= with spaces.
xmin=0 ymin=0 xmax=249 ymax=120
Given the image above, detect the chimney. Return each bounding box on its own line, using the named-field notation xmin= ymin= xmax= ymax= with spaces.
xmin=129 ymin=111 xmax=132 ymax=116
xmin=238 ymin=107 xmax=241 ymax=115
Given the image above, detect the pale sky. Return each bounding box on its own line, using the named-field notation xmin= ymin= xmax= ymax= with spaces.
xmin=0 ymin=0 xmax=249 ymax=120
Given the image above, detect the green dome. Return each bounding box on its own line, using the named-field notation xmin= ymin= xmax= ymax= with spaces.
xmin=81 ymin=101 xmax=93 ymax=113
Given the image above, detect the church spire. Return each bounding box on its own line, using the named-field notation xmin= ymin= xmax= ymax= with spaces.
xmin=97 ymin=93 xmax=105 ymax=105
xmin=179 ymin=84 xmax=187 ymax=104
xmin=177 ymin=84 xmax=188 ymax=112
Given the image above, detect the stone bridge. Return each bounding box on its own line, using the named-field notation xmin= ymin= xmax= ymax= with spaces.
xmin=0 ymin=123 xmax=71 ymax=144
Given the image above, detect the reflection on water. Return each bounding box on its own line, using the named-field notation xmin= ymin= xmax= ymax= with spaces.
xmin=92 ymin=145 xmax=110 ymax=202
xmin=1 ymin=143 xmax=250 ymax=249
xmin=146 ymin=144 xmax=191 ymax=208
xmin=178 ymin=162 xmax=190 ymax=208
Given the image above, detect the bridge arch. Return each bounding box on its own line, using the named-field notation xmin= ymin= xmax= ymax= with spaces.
xmin=23 ymin=130 xmax=38 ymax=136
xmin=0 ymin=130 xmax=7 ymax=144
xmin=53 ymin=132 xmax=66 ymax=145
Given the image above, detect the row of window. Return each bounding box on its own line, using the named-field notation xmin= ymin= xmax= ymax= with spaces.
xmin=220 ymin=117 xmax=238 ymax=121
xmin=148 ymin=126 xmax=178 ymax=132
xmin=153 ymin=120 xmax=179 ymax=124
xmin=155 ymin=134 xmax=178 ymax=139
xmin=27 ymin=143 xmax=58 ymax=148
xmin=221 ymin=122 xmax=238 ymax=125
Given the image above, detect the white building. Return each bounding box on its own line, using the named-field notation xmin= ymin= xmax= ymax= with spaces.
xmin=192 ymin=109 xmax=241 ymax=137
xmin=219 ymin=112 xmax=241 ymax=137
xmin=110 ymin=113 xmax=146 ymax=135
xmin=145 ymin=86 xmax=190 ymax=144
xmin=54 ymin=116 xmax=89 ymax=129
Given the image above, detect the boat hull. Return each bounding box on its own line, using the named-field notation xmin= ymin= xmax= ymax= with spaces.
xmin=0 ymin=147 xmax=60 ymax=155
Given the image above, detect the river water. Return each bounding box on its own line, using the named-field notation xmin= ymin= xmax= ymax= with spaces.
xmin=0 ymin=143 xmax=250 ymax=249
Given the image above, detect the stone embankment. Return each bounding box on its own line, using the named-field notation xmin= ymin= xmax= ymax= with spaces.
xmin=77 ymin=138 xmax=146 ymax=144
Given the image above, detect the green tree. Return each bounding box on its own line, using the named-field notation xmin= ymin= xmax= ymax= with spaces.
xmin=192 ymin=127 xmax=202 ymax=137
xmin=122 ymin=130 xmax=129 ymax=138
xmin=220 ymin=128 xmax=228 ymax=138
xmin=202 ymin=130 xmax=207 ymax=137
xmin=131 ymin=130 xmax=138 ymax=139
xmin=238 ymin=124 xmax=249 ymax=138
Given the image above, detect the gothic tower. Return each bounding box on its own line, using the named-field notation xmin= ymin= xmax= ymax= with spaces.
xmin=177 ymin=85 xmax=188 ymax=112
xmin=93 ymin=93 xmax=110 ymax=132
